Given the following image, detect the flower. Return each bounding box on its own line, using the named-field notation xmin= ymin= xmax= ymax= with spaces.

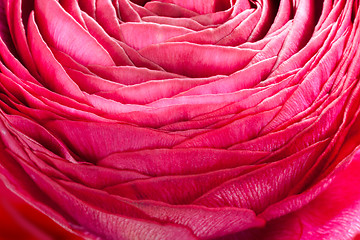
xmin=0 ymin=0 xmax=360 ymax=239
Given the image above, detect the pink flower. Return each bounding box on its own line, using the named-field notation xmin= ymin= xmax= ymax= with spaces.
xmin=0 ymin=0 xmax=360 ymax=239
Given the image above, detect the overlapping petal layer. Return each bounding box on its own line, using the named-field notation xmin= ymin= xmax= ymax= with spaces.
xmin=0 ymin=0 xmax=360 ymax=239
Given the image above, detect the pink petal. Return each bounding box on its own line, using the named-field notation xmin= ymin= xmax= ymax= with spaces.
xmin=34 ymin=0 xmax=115 ymax=66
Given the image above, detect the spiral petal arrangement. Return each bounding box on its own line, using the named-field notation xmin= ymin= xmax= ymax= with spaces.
xmin=0 ymin=0 xmax=360 ymax=239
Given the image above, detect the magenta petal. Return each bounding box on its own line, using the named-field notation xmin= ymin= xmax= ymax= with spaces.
xmin=97 ymin=148 xmax=266 ymax=175
xmin=81 ymin=12 xmax=134 ymax=66
xmin=166 ymin=9 xmax=253 ymax=45
xmin=6 ymin=0 xmax=40 ymax=77
xmin=95 ymin=0 xmax=124 ymax=40
xmin=104 ymin=163 xmax=260 ymax=203
xmin=179 ymin=57 xmax=276 ymax=96
xmin=127 ymin=202 xmax=265 ymax=239
xmin=88 ymin=65 xmax=184 ymax=85
xmin=77 ymin=0 xmax=95 ymax=18
xmin=193 ymin=140 xmax=329 ymax=213
xmin=117 ymin=0 xmax=142 ymax=22
xmin=20 ymin=161 xmax=197 ymax=240
xmin=34 ymin=0 xmax=115 ymax=66
xmin=59 ymin=0 xmax=87 ymax=29
xmin=144 ymin=1 xmax=198 ymax=18
xmin=120 ymin=22 xmax=193 ymax=50
xmin=175 ymin=107 xmax=280 ymax=148
xmin=266 ymin=0 xmax=292 ymax=35
xmin=253 ymin=149 xmax=360 ymax=240
xmin=139 ymin=42 xmax=258 ymax=77
xmin=273 ymin=0 xmax=316 ymax=68
xmin=44 ymin=120 xmax=186 ymax=161
xmin=142 ymin=16 xmax=206 ymax=31
xmin=27 ymin=12 xmax=87 ymax=103
xmin=0 ymin=37 xmax=39 ymax=84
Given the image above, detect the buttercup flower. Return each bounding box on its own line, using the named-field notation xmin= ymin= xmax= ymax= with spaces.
xmin=0 ymin=0 xmax=360 ymax=239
